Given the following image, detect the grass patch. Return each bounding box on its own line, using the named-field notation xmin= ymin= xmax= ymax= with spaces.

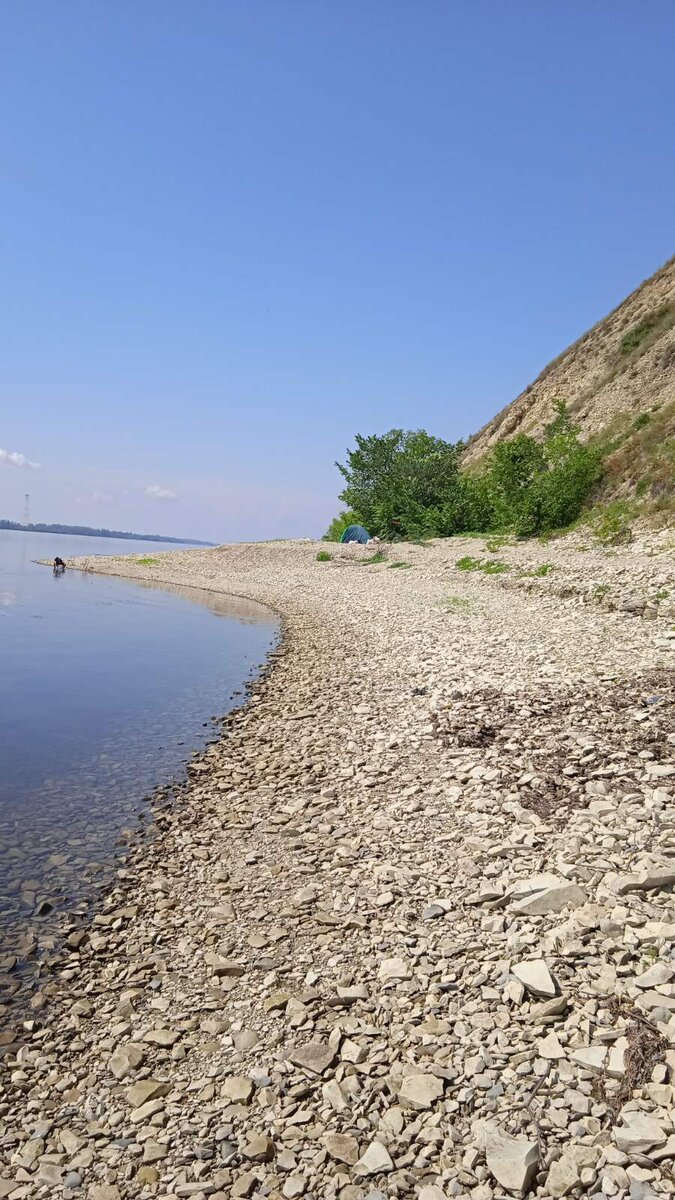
xmin=389 ymin=561 xmax=412 ymax=569
xmin=135 ymin=556 xmax=159 ymax=565
xmin=456 ymin=555 xmax=510 ymax=574
xmin=655 ymin=589 xmax=669 ymax=602
xmin=360 ymin=551 xmax=387 ymax=564
xmin=316 ymin=550 xmax=332 ymax=562
xmin=484 ymin=535 xmax=511 ymax=553
xmin=620 ymin=306 xmax=673 ymax=356
xmin=520 ymin=563 xmax=554 ymax=577
xmin=447 ymin=596 xmax=472 ymax=612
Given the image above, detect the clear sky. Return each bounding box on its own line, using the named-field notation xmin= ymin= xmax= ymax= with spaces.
xmin=1 ymin=2 xmax=674 ymax=542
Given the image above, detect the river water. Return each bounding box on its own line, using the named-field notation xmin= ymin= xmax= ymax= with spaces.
xmin=0 ymin=530 xmax=278 ymax=1008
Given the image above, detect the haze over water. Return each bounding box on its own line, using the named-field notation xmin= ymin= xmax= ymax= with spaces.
xmin=0 ymin=531 xmax=278 ymax=1004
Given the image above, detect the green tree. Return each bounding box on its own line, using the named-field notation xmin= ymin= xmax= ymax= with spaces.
xmin=336 ymin=429 xmax=465 ymax=539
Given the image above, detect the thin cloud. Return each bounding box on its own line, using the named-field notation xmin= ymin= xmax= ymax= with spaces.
xmin=0 ymin=447 xmax=41 ymax=469
xmin=76 ymin=491 xmax=115 ymax=505
xmin=145 ymin=484 xmax=177 ymax=501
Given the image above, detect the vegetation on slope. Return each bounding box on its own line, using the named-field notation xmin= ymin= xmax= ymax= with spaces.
xmin=326 ymin=404 xmax=602 ymax=541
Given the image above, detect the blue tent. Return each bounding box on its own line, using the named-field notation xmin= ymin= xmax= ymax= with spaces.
xmin=340 ymin=524 xmax=371 ymax=544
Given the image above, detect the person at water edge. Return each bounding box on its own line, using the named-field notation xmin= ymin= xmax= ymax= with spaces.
xmin=339 ymin=524 xmax=379 ymax=545
xmin=53 ymin=557 xmax=66 ymax=572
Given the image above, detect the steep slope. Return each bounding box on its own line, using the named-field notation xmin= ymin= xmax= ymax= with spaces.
xmin=465 ymin=254 xmax=675 ymax=465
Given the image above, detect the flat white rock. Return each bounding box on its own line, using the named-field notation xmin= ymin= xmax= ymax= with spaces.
xmin=512 ymin=959 xmax=556 ymax=998
xmin=484 ymin=1123 xmax=539 ymax=1195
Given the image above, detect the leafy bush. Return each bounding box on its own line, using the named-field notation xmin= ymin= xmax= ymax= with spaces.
xmin=481 ymin=404 xmax=602 ymax=536
xmin=316 ymin=550 xmax=332 ymax=562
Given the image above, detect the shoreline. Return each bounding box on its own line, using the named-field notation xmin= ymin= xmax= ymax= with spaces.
xmin=2 ymin=535 xmax=675 ymax=1199
xmin=1 ymin=564 xmax=280 ymax=1017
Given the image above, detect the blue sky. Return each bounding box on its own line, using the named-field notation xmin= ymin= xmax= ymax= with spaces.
xmin=1 ymin=1 xmax=674 ymax=542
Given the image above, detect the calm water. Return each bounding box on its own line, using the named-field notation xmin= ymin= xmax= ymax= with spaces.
xmin=0 ymin=531 xmax=278 ymax=1003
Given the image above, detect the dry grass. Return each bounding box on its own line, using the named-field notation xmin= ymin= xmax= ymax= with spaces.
xmin=602 ymin=998 xmax=669 ymax=1120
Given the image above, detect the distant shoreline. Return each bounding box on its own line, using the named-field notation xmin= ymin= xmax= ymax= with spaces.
xmin=0 ymin=520 xmax=213 ymax=545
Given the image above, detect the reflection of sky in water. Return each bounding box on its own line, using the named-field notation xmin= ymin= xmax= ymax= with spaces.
xmin=0 ymin=531 xmax=278 ymax=996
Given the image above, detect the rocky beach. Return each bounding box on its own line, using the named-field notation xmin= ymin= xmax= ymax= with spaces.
xmin=1 ymin=533 xmax=675 ymax=1200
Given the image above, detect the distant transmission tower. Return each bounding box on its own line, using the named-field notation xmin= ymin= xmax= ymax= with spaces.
xmin=23 ymin=493 xmax=30 ymax=526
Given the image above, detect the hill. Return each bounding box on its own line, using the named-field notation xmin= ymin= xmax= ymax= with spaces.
xmin=464 ymin=255 xmax=675 ymax=506
xmin=0 ymin=520 xmax=213 ymax=545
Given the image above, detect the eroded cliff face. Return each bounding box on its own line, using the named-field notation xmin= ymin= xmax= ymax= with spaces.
xmin=465 ymin=254 xmax=675 ymax=464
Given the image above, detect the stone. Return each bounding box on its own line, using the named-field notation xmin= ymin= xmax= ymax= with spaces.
xmin=144 ymin=1027 xmax=180 ymax=1047
xmin=143 ymin=1139 xmax=169 ymax=1163
xmin=38 ymin=1164 xmax=63 ymax=1186
xmin=616 ymin=866 xmax=675 ymax=893
xmin=242 ymin=1133 xmax=275 ymax=1161
xmin=233 ymin=1028 xmax=259 ymax=1051
xmin=511 ymin=880 xmax=587 ymax=915
xmin=512 ymin=959 xmax=556 ymax=998
xmin=130 ymin=1097 xmax=165 ymax=1124
xmin=136 ymin=1167 xmax=160 ymax=1185
xmin=231 ymin=1173 xmax=257 ymax=1198
xmin=126 ymin=1078 xmax=171 ymax=1107
xmin=538 ymin=1032 xmax=566 ymax=1060
xmin=484 ymin=1124 xmax=539 ymax=1195
xmin=264 ymin=991 xmax=291 ymax=1011
xmin=109 ymin=1041 xmax=145 ymax=1079
xmin=613 ymin=1112 xmax=667 ymax=1154
xmin=88 ymin=1188 xmax=121 ymax=1200
xmin=547 ymin=1146 xmax=602 ymax=1197
xmin=322 ymin=1079 xmax=348 ymax=1111
xmin=221 ymin=1075 xmax=254 ymax=1104
xmin=289 ymin=1040 xmax=336 ymax=1074
xmin=323 ymin=1133 xmax=359 ymax=1165
xmin=204 ymin=951 xmax=245 ymax=976
xmin=398 ymin=1072 xmax=445 ymax=1110
xmin=354 ymin=1141 xmax=394 ymax=1175
xmin=378 ymin=957 xmax=411 ymax=981
xmin=634 ymin=962 xmax=674 ymax=989
xmin=283 ymin=1177 xmax=307 ymax=1199
xmin=571 ymin=1046 xmax=608 ymax=1074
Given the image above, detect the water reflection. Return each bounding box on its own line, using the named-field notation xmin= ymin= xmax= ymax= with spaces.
xmin=0 ymin=531 xmax=278 ymax=1014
